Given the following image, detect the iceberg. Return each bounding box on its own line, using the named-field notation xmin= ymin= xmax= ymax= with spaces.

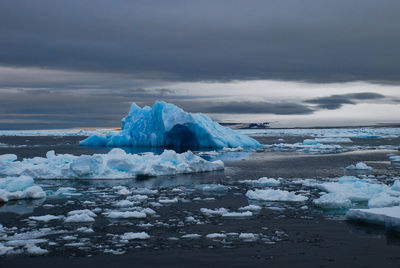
xmin=0 ymin=148 xmax=223 ymax=179
xmin=80 ymin=101 xmax=260 ymax=149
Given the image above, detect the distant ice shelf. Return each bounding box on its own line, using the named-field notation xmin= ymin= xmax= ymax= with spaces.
xmin=80 ymin=101 xmax=261 ymax=149
xmin=0 ymin=148 xmax=224 ymax=179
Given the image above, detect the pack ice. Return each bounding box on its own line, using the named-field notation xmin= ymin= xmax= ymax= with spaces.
xmin=80 ymin=101 xmax=260 ymax=149
xmin=0 ymin=148 xmax=224 ymax=179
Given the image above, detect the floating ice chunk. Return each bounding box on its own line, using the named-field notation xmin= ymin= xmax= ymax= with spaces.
xmin=121 ymin=232 xmax=150 ymax=240
xmin=29 ymin=215 xmax=63 ymax=222
xmin=107 ymin=211 xmax=147 ymax=219
xmin=65 ymin=214 xmax=95 ymax=223
xmin=368 ymin=193 xmax=400 ymax=208
xmin=246 ymin=189 xmax=308 ymax=202
xmin=114 ymin=200 xmax=135 ymax=207
xmin=25 ymin=244 xmax=48 ymax=255
xmin=76 ymin=227 xmax=94 ymax=233
xmin=391 ymin=180 xmax=400 ymax=191
xmin=0 ymin=149 xmax=224 ymax=179
xmin=140 ymin=208 xmax=156 ymax=215
xmin=222 ymin=211 xmax=253 ymax=217
xmin=158 ymin=197 xmax=178 ymax=204
xmin=238 ymin=204 xmax=262 ymax=211
xmin=0 ymin=176 xmax=45 ymax=203
xmin=200 ymin=208 xmax=229 ymax=216
xmin=304 ymin=137 xmax=352 ymax=144
xmin=132 ymin=188 xmax=158 ymax=195
xmin=0 ymin=243 xmax=13 ymax=255
xmin=68 ymin=209 xmax=97 ymax=218
xmin=80 ymin=101 xmax=261 ymax=149
xmin=316 ymin=176 xmax=389 ymax=202
xmin=239 ymin=177 xmax=280 ymax=187
xmin=206 ymin=233 xmax=227 ymax=239
xmin=239 ymin=233 xmax=257 ymax=241
xmin=117 ymin=187 xmax=131 ymax=196
xmin=196 ymin=184 xmax=230 ymax=193
xmin=182 ymin=234 xmax=201 ymax=239
xmin=0 ymin=154 xmax=17 ymax=162
xmin=346 ymin=206 xmax=400 ymax=231
xmin=65 ymin=209 xmax=96 ymax=223
xmin=346 ymin=162 xmax=373 ymax=170
xmin=313 ymin=193 xmax=352 ymax=209
xmin=53 ymin=187 xmax=80 ymax=196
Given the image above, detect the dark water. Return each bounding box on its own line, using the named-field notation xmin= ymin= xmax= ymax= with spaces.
xmin=1 ymin=134 xmax=400 ymax=267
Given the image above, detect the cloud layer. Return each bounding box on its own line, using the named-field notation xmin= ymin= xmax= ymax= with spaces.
xmin=1 ymin=0 xmax=400 ymax=82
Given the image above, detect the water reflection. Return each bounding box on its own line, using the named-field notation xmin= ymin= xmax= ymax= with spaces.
xmin=0 ymin=198 xmax=45 ymax=215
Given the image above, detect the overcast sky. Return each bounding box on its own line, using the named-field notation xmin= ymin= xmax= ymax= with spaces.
xmin=1 ymin=0 xmax=399 ymax=129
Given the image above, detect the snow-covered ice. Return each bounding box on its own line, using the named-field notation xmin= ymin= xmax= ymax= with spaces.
xmin=80 ymin=101 xmax=260 ymax=149
xmin=246 ymin=189 xmax=308 ymax=202
xmin=0 ymin=148 xmax=223 ymax=179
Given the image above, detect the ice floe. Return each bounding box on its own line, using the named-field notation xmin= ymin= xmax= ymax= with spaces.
xmin=120 ymin=232 xmax=150 ymax=240
xmin=0 ymin=176 xmax=45 ymax=203
xmin=239 ymin=177 xmax=280 ymax=187
xmin=346 ymin=206 xmax=400 ymax=231
xmin=346 ymin=162 xmax=373 ymax=170
xmin=246 ymin=189 xmax=308 ymax=202
xmin=0 ymin=148 xmax=223 ymax=179
xmin=80 ymin=101 xmax=260 ymax=149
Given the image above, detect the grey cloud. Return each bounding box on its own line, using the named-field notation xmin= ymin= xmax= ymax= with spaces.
xmin=178 ymin=101 xmax=314 ymax=115
xmin=305 ymin=92 xmax=386 ymax=110
xmin=1 ymin=0 xmax=400 ymax=82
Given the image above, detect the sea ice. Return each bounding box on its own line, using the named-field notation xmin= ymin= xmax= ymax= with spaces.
xmin=246 ymin=189 xmax=308 ymax=202
xmin=120 ymin=232 xmax=150 ymax=240
xmin=107 ymin=211 xmax=147 ymax=219
xmin=29 ymin=215 xmax=63 ymax=222
xmin=80 ymin=101 xmax=260 ymax=149
xmin=200 ymin=208 xmax=229 ymax=216
xmin=206 ymin=233 xmax=227 ymax=239
xmin=238 ymin=233 xmax=257 ymax=241
xmin=313 ymin=193 xmax=352 ymax=209
xmin=0 ymin=148 xmax=223 ymax=179
xmin=346 ymin=162 xmax=373 ymax=170
xmin=346 ymin=206 xmax=400 ymax=230
xmin=221 ymin=211 xmax=253 ymax=217
xmin=239 ymin=177 xmax=280 ymax=187
xmin=0 ymin=176 xmax=46 ymax=203
xmin=181 ymin=234 xmax=201 ymax=239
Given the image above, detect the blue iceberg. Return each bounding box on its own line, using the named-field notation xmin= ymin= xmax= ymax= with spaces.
xmin=80 ymin=101 xmax=260 ymax=149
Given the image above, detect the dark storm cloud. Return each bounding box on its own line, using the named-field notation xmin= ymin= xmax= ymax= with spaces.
xmin=177 ymin=102 xmax=314 ymax=115
xmin=1 ymin=0 xmax=400 ymax=82
xmin=305 ymin=92 xmax=386 ymax=110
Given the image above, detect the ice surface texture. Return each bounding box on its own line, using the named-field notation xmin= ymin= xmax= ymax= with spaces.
xmin=346 ymin=207 xmax=400 ymax=231
xmin=0 ymin=148 xmax=223 ymax=179
xmin=0 ymin=176 xmax=45 ymax=203
xmin=80 ymin=101 xmax=260 ymax=149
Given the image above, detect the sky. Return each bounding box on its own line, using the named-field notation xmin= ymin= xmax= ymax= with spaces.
xmin=1 ymin=0 xmax=399 ymax=129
